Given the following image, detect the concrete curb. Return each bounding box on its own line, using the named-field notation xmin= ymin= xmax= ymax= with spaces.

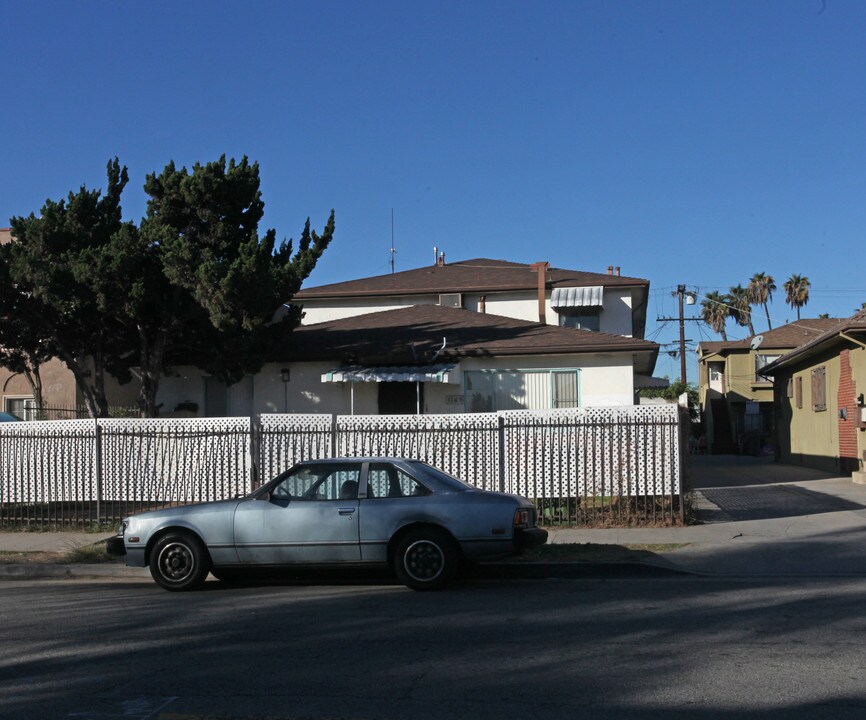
xmin=0 ymin=564 xmax=149 ymax=580
xmin=0 ymin=560 xmax=690 ymax=582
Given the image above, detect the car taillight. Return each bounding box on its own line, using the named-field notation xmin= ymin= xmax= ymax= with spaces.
xmin=513 ymin=509 xmax=529 ymax=528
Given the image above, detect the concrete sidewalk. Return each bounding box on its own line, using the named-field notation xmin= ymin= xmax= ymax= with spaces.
xmin=2 ymin=457 xmax=865 ymax=579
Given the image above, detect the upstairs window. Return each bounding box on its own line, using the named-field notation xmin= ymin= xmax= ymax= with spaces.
xmin=754 ymin=354 xmax=781 ymax=383
xmin=557 ymin=308 xmax=600 ymax=331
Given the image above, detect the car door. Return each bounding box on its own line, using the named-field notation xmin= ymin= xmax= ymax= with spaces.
xmin=234 ymin=462 xmax=362 ymax=564
xmin=359 ymin=461 xmax=433 ymax=562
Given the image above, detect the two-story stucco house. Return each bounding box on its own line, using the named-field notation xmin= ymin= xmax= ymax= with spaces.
xmin=154 ymin=257 xmax=661 ymax=416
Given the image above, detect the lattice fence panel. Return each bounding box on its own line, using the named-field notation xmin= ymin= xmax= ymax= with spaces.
xmin=0 ymin=420 xmax=96 ymax=522
xmin=98 ymin=418 xmax=252 ymax=511
xmin=258 ymin=414 xmax=334 ymax=482
xmin=335 ymin=413 xmax=500 ymax=490
xmin=502 ymin=405 xmax=680 ymax=498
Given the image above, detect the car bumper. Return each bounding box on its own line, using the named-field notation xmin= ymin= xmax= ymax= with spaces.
xmin=105 ymin=535 xmax=126 ymax=557
xmin=515 ymin=526 xmax=548 ymax=550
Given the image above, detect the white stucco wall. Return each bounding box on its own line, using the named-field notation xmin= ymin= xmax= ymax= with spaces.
xmin=155 ymin=353 xmax=635 ymax=418
xmin=459 ymin=354 xmax=635 ymax=407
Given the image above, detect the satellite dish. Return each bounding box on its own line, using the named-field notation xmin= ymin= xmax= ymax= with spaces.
xmin=750 ymin=335 xmax=764 ymax=350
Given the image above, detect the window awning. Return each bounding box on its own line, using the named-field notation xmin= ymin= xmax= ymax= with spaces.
xmin=322 ymin=364 xmax=457 ymax=384
xmin=550 ymin=286 xmax=604 ymax=308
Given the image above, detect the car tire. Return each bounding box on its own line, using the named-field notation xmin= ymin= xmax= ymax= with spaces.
xmin=149 ymin=532 xmax=210 ymax=591
xmin=393 ymin=528 xmax=458 ymax=591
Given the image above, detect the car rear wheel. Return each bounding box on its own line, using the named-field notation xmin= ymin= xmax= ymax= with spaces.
xmin=149 ymin=532 xmax=210 ymax=591
xmin=393 ymin=529 xmax=458 ymax=591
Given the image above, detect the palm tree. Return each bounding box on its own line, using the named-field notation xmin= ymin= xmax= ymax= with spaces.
xmin=727 ymin=284 xmax=755 ymax=335
xmin=783 ymin=274 xmax=810 ymax=320
xmin=748 ymin=272 xmax=776 ymax=330
xmin=701 ymin=291 xmax=729 ymax=340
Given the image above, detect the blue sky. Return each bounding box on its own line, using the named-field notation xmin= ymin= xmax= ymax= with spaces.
xmin=2 ymin=0 xmax=864 ymax=382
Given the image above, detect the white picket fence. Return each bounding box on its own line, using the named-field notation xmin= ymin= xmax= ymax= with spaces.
xmin=0 ymin=406 xmax=684 ymax=526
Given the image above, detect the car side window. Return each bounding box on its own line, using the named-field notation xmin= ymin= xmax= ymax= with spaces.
xmin=366 ymin=463 xmax=431 ymax=499
xmin=271 ymin=464 xmax=361 ymax=501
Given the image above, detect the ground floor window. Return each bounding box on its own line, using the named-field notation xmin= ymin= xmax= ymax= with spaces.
xmin=4 ymin=397 xmax=36 ymax=420
xmin=464 ymin=370 xmax=579 ymax=412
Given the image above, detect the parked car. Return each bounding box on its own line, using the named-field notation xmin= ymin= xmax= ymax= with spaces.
xmin=108 ymin=457 xmax=547 ymax=591
xmin=0 ymin=412 xmax=21 ymax=422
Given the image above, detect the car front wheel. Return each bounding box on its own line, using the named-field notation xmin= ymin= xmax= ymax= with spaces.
xmin=149 ymin=532 xmax=210 ymax=591
xmin=393 ymin=529 xmax=458 ymax=591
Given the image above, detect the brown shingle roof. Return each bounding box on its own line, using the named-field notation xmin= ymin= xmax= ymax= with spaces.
xmin=296 ymin=258 xmax=648 ymax=299
xmin=698 ymin=318 xmax=844 ymax=356
xmin=761 ymin=309 xmax=866 ymax=373
xmin=285 ymin=304 xmax=659 ymax=367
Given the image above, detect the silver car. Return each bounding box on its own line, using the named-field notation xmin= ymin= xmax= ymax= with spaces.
xmin=108 ymin=457 xmax=547 ymax=591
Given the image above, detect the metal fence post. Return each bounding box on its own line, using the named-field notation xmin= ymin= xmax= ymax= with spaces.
xmin=331 ymin=414 xmax=338 ymax=457
xmin=497 ymin=414 xmax=506 ymax=493
xmin=249 ymin=415 xmax=260 ymax=491
xmin=94 ymin=418 xmax=103 ymax=523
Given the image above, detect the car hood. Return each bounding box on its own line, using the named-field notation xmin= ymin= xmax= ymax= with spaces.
xmin=128 ymin=498 xmax=245 ymax=521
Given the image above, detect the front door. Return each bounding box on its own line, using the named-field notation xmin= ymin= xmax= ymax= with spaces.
xmin=234 ymin=462 xmax=362 ymax=564
xmin=378 ymin=382 xmax=422 ymax=414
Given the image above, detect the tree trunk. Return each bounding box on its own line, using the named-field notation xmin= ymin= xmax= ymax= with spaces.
xmin=764 ymin=303 xmax=772 ymax=331
xmin=137 ymin=321 xmax=171 ymax=418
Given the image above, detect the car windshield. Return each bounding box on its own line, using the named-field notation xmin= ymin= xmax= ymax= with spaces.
xmin=408 ymin=461 xmax=474 ymax=492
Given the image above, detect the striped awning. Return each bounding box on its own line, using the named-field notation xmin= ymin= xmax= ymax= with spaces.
xmin=322 ymin=364 xmax=457 ymax=384
xmin=550 ymin=286 xmax=604 ymax=308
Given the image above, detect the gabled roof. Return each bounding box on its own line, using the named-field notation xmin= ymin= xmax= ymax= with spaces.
xmin=761 ymin=310 xmax=866 ymax=374
xmin=295 ymin=258 xmax=648 ymax=299
xmin=698 ymin=318 xmax=844 ymax=358
xmin=284 ymin=304 xmax=659 ymax=372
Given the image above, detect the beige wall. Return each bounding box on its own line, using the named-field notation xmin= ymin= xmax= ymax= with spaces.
xmin=775 ymin=345 xmax=866 ymax=473
xmin=778 ymin=355 xmax=841 ymax=471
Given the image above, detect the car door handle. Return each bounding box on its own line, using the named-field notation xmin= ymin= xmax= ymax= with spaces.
xmin=338 ymin=507 xmax=356 ymax=516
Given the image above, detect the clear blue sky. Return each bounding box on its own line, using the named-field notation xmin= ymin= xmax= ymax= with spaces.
xmin=2 ymin=0 xmax=864 ymax=383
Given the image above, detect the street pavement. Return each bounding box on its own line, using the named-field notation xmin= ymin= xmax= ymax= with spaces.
xmin=2 ymin=454 xmax=865 ymax=579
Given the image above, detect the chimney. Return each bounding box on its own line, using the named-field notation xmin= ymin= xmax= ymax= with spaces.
xmin=615 ymin=266 xmax=620 ymax=276
xmin=437 ymin=251 xmax=445 ymax=267
xmin=529 ymin=262 xmax=549 ymax=324
xmin=479 ymin=295 xmax=486 ymax=314
xmin=607 ymin=266 xmax=613 ymax=275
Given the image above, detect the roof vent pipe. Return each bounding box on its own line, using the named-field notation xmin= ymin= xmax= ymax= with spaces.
xmin=433 ymin=246 xmax=438 ymax=265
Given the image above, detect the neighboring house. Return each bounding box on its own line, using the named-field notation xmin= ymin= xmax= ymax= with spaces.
xmin=697 ymin=318 xmax=843 ymax=455
xmin=759 ymin=310 xmax=866 ymax=475
xmin=0 ymin=227 xmax=138 ymax=418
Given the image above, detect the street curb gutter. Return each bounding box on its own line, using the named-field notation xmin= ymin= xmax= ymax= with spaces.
xmin=0 ymin=561 xmax=692 ymax=582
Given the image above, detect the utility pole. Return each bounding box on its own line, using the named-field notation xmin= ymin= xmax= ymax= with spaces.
xmin=677 ymin=285 xmax=687 ymax=385
xmin=659 ymin=286 xmax=701 ymax=385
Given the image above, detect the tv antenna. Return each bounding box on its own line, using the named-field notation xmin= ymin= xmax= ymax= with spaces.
xmin=389 ymin=208 xmax=397 ymax=274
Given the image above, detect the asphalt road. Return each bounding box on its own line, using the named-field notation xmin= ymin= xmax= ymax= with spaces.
xmin=2 ymin=575 xmax=866 ymax=720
